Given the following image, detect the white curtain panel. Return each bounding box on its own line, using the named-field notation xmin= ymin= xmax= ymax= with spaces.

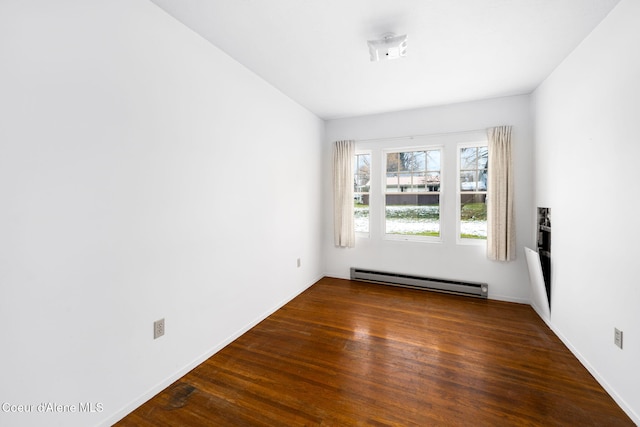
xmin=333 ymin=140 xmax=355 ymax=248
xmin=487 ymin=126 xmax=515 ymax=261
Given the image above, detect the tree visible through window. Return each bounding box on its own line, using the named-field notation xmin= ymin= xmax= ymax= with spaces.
xmin=385 ymin=149 xmax=441 ymax=238
xmin=353 ymin=153 xmax=371 ymax=234
xmin=459 ymin=145 xmax=488 ymax=239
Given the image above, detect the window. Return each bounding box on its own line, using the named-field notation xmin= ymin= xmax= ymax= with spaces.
xmin=353 ymin=152 xmax=371 ymax=234
xmin=384 ymin=148 xmax=441 ymax=239
xmin=351 ymin=132 xmax=487 ymax=244
xmin=458 ymin=144 xmax=488 ymax=240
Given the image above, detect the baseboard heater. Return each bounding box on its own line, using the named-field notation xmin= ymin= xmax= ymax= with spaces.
xmin=350 ymin=268 xmax=488 ymax=299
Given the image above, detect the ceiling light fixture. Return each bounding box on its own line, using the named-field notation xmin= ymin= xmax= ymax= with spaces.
xmin=367 ymin=33 xmax=408 ymax=62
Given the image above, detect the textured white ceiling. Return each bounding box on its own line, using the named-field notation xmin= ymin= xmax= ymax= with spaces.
xmin=149 ymin=0 xmax=621 ymax=120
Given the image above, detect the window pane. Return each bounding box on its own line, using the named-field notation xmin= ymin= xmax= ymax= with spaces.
xmin=460 ymin=194 xmax=487 ymax=239
xmin=387 ymin=153 xmax=399 ymax=173
xmin=460 ymin=171 xmax=478 ymax=191
xmin=459 ymin=144 xmax=488 ymax=241
xmin=413 ymin=151 xmax=426 ymax=171
xmin=358 ymin=156 xmax=370 ymax=176
xmin=386 ymin=173 xmax=399 ymax=192
xmin=360 ymin=154 xmax=371 ymax=172
xmin=427 ymin=150 xmax=440 ymax=171
xmin=354 ymin=153 xmax=371 ymax=234
xmin=460 ymin=147 xmax=478 ymax=169
xmin=426 ymin=172 xmax=440 ymax=192
xmin=399 ymin=152 xmax=413 ymax=172
xmin=385 ymin=194 xmax=440 ymax=237
xmin=412 ymin=172 xmax=426 ymax=192
xmin=358 ymin=155 xmax=370 ymax=184
xmin=399 ymin=173 xmax=411 ymax=192
xmin=354 ymin=196 xmax=369 ymax=233
xmin=478 ymin=168 xmax=487 ymax=191
xmin=477 ymin=147 xmax=489 ymax=169
xmin=354 ymin=174 xmax=369 ymax=192
xmin=384 ymin=148 xmax=441 ymax=240
xmin=354 ymin=154 xmax=371 ymax=192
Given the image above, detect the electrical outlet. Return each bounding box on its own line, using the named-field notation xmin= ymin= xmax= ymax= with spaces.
xmin=154 ymin=318 xmax=165 ymax=339
xmin=614 ymin=328 xmax=623 ymax=349
xmin=297 ymin=258 xmax=301 ymax=268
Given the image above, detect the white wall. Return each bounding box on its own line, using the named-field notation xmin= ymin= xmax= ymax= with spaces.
xmin=532 ymin=0 xmax=640 ymax=423
xmin=323 ymin=95 xmax=534 ymax=303
xmin=0 ymin=1 xmax=324 ymax=426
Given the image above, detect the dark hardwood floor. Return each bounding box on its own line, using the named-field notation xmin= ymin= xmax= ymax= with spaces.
xmin=116 ymin=277 xmax=634 ymax=426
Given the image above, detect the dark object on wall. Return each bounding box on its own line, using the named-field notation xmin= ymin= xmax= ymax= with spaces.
xmin=537 ymin=208 xmax=551 ymax=308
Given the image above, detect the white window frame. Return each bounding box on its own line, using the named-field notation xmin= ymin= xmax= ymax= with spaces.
xmin=354 ymin=150 xmax=372 ymax=237
xmin=457 ymin=141 xmax=488 ymax=245
xmin=382 ymin=145 xmax=443 ymax=243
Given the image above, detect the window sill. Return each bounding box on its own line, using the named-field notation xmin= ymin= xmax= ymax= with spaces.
xmin=384 ymin=234 xmax=442 ymax=243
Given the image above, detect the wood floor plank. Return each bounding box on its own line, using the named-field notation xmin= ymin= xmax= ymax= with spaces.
xmin=115 ymin=277 xmax=634 ymax=426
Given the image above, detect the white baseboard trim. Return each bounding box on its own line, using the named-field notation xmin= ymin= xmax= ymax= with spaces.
xmin=100 ymin=273 xmax=323 ymax=427
xmin=531 ymin=306 xmax=639 ymax=426
xmin=332 ymin=270 xmax=637 ymax=423
xmin=101 ymin=273 xmax=638 ymax=427
xmin=488 ymin=294 xmax=530 ymax=304
xmin=324 ymin=272 xmax=530 ymax=305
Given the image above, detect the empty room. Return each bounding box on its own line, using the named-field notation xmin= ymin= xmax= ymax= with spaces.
xmin=1 ymin=0 xmax=638 ymax=426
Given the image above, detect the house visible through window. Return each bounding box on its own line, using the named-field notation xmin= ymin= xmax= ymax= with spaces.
xmin=385 ymin=149 xmax=441 ymax=239
xmin=459 ymin=145 xmax=488 ymax=240
xmin=354 ymin=153 xmax=371 ymax=234
xmin=351 ymin=133 xmax=488 ymax=244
